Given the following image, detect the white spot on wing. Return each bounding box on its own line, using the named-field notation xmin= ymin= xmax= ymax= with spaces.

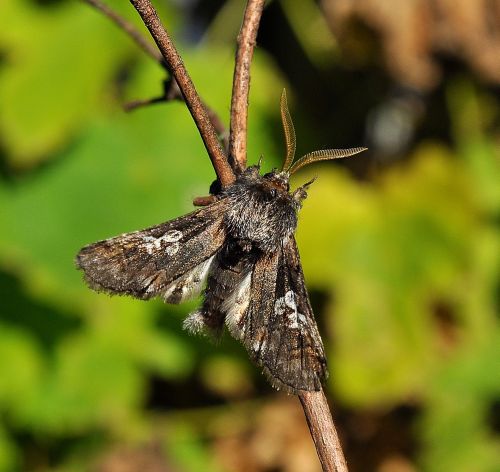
xmin=163 ymin=230 xmax=183 ymax=242
xmin=142 ymin=230 xmax=184 ymax=255
xmin=224 ymin=273 xmax=251 ymax=340
xmin=274 ymin=290 xmax=305 ymax=329
xmin=284 ymin=291 xmax=296 ymax=307
xmin=274 ymin=298 xmax=284 ymax=315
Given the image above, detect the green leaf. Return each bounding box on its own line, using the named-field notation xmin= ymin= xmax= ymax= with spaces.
xmin=0 ymin=425 xmax=19 ymax=472
xmin=0 ymin=0 xmax=133 ymax=168
xmin=419 ymin=334 xmax=500 ymax=472
xmin=0 ymin=324 xmax=43 ymax=416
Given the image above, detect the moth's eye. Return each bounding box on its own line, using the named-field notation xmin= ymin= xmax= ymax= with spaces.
xmin=269 ymin=188 xmax=277 ymax=198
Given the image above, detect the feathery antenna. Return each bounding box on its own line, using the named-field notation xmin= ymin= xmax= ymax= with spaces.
xmin=280 ymin=89 xmax=368 ymax=175
xmin=280 ymin=89 xmax=297 ymax=171
xmin=288 ymin=147 xmax=367 ymax=175
xmin=279 ymin=89 xmax=366 ymax=174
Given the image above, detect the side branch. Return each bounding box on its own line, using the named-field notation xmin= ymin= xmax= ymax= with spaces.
xmin=83 ymin=0 xmax=229 ymax=151
xmin=229 ymin=0 xmax=265 ymax=173
xmin=129 ymin=0 xmax=235 ymax=187
xmin=84 ymin=0 xmax=164 ymax=65
xmin=299 ymin=390 xmax=348 ymax=472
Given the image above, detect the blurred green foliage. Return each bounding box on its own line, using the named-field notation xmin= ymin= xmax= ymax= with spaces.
xmin=0 ymin=1 xmax=499 ymax=471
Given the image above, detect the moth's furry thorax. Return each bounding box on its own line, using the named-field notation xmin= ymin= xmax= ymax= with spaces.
xmin=222 ymin=166 xmax=301 ymax=253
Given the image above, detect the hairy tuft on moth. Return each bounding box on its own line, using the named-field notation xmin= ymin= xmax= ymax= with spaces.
xmin=76 ymin=90 xmax=366 ymax=394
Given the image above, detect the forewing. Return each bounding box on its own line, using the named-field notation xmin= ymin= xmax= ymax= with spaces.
xmin=242 ymin=236 xmax=328 ymax=393
xmin=76 ymin=199 xmax=227 ymax=301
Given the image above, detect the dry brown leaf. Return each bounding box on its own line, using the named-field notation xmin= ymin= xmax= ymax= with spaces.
xmin=322 ymin=0 xmax=500 ymax=90
xmin=213 ymin=396 xmax=321 ymax=472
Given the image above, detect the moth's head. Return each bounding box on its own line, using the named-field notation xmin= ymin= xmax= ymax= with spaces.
xmin=262 ymin=170 xmax=290 ymax=193
xmin=260 ymin=169 xmax=312 ymax=208
xmin=240 ymin=163 xmax=292 ymax=202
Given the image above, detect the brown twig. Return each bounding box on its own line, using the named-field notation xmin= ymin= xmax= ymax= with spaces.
xmin=192 ymin=195 xmax=217 ymax=207
xmin=299 ymin=390 xmax=348 ymax=472
xmin=123 ymin=95 xmax=167 ymax=112
xmin=129 ymin=0 xmax=235 ymax=187
xmin=229 ymin=0 xmax=266 ymax=173
xmin=83 ymin=0 xmax=164 ymax=65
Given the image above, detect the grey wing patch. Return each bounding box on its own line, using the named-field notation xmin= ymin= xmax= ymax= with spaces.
xmin=185 ymin=239 xmax=256 ymax=339
xmin=238 ymin=251 xmax=278 ymax=350
xmin=76 ymin=198 xmax=227 ymax=301
xmin=223 ymin=271 xmax=252 ymax=340
xmin=162 ymin=255 xmax=215 ymax=303
xmin=241 ymin=237 xmax=328 ymax=394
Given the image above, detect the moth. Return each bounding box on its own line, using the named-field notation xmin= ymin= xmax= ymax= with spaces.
xmin=76 ymin=90 xmax=366 ymax=393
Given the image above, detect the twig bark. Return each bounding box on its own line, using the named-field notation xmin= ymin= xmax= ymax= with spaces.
xmin=229 ymin=0 xmax=266 ymax=173
xmin=299 ymin=390 xmax=348 ymax=472
xmin=123 ymin=95 xmax=166 ymax=112
xmin=83 ymin=0 xmax=164 ymax=65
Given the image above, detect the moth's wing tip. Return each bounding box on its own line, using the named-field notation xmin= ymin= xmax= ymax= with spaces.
xmin=74 ymin=242 xmax=104 ymax=272
xmin=260 ymin=364 xmax=327 ymax=395
xmin=74 ymin=246 xmax=88 ymax=270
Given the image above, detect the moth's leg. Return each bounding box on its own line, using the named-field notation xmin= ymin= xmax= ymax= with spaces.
xmin=193 ymin=195 xmax=218 ymax=207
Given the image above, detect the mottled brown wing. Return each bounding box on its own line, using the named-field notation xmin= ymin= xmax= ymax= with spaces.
xmin=76 ymin=198 xmax=228 ymax=302
xmin=242 ymin=236 xmax=328 ymax=393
